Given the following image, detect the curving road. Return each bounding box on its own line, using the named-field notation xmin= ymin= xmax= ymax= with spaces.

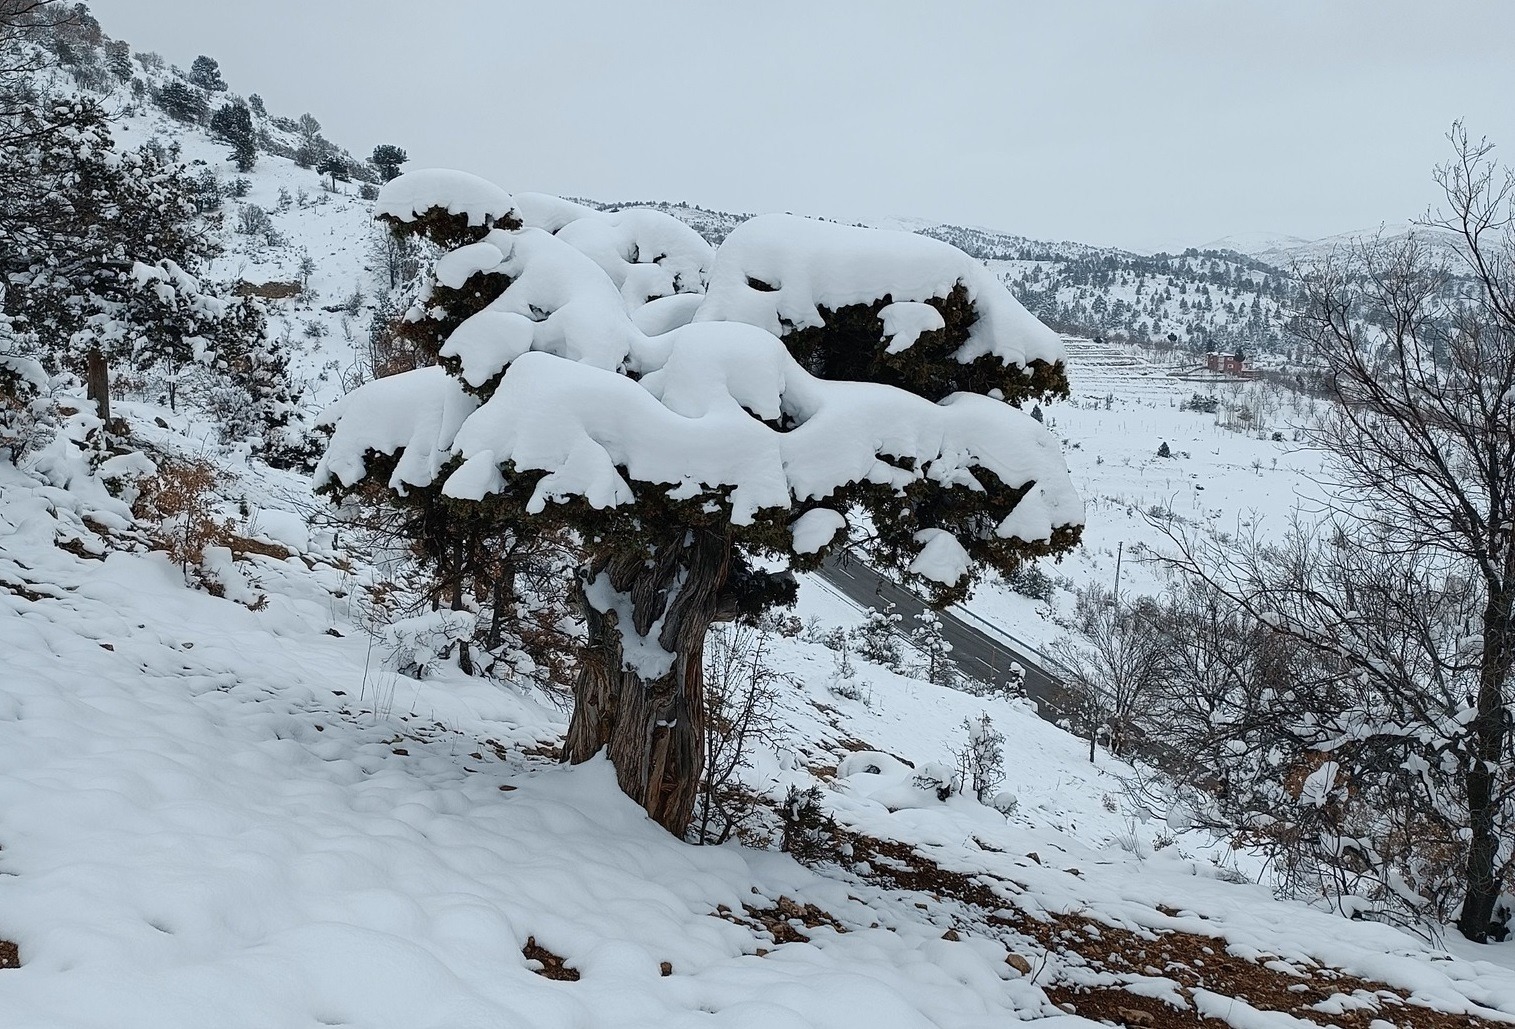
xmin=814 ymin=553 xmax=1076 ymax=725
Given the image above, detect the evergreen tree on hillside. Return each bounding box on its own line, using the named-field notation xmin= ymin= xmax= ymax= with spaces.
xmin=0 ymin=27 xmax=308 ymax=465
xmin=294 ymin=134 xmax=332 ymax=169
xmin=155 ymin=79 xmax=206 ymax=123
xmin=209 ymin=100 xmax=256 ymax=172
xmin=187 ymin=54 xmax=225 ymax=91
xmin=103 ymin=38 xmax=131 ymax=80
xmin=317 ymin=152 xmax=348 ymax=190
xmin=370 ymin=143 xmax=407 ymax=182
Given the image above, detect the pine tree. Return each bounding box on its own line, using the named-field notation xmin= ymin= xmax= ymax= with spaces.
xmin=155 ymin=80 xmax=206 ymax=123
xmin=851 ymin=603 xmax=903 ymax=668
xmin=0 ymin=74 xmax=300 ymax=445
xmin=103 ymin=39 xmax=131 ymax=80
xmin=910 ymin=609 xmax=958 ymax=687
xmin=370 ymin=144 xmax=408 ymax=182
xmin=317 ymin=153 xmax=348 ymax=191
xmin=209 ymin=101 xmax=256 ymax=172
xmin=187 ymin=55 xmax=225 ymax=92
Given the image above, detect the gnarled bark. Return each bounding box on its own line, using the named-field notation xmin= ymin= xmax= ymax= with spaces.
xmin=563 ymin=526 xmax=733 ymax=834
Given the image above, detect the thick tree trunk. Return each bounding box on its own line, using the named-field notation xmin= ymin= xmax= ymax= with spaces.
xmin=1457 ymin=587 xmax=1514 ymax=942
xmin=563 ymin=526 xmax=733 ymax=835
xmin=85 ymin=346 xmax=110 ymax=423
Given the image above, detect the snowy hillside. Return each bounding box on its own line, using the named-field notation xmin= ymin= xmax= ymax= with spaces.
xmin=6 ymin=407 xmax=1515 ymax=1027
xmin=4 ymin=9 xmax=1515 ymax=1028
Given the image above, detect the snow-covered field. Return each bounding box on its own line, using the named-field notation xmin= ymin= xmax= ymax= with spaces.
xmin=962 ymin=337 xmax=1332 ymax=652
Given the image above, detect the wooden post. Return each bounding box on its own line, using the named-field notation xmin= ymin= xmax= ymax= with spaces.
xmin=86 ymin=347 xmax=110 ymax=423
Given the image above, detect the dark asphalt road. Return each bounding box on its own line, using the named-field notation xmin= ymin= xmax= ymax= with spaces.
xmin=815 ymin=553 xmax=1076 ymax=724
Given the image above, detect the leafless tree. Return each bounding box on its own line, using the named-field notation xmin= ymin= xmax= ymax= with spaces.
xmin=1140 ymin=521 xmax=1484 ymax=935
xmin=692 ymin=622 xmax=785 ymax=844
xmin=1149 ymin=125 xmax=1515 ymax=942
xmin=1050 ymin=584 xmax=1172 ymax=762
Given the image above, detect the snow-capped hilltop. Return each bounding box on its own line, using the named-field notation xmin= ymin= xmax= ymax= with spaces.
xmin=1200 ymin=222 xmax=1473 ymax=272
xmin=1198 ymin=230 xmax=1314 ymax=257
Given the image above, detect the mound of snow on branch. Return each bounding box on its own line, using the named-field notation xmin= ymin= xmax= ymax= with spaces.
xmin=325 ymin=171 xmax=1082 ymax=589
xmin=375 ymin=168 xmax=519 ymax=227
xmin=695 ymin=213 xmax=1066 ymax=367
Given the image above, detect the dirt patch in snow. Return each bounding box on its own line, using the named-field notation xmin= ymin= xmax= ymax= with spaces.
xmin=522 ymin=936 xmax=579 ymax=981
xmin=840 ymin=828 xmax=1505 ymax=1029
xmin=712 ymin=896 xmax=850 ymax=948
xmin=1036 ymin=917 xmax=1506 ymax=1029
xmin=0 ymin=939 xmax=18 ymax=969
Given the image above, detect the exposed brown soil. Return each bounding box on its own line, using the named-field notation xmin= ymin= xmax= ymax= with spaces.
xmin=835 ymin=828 xmax=1505 ymax=1029
xmin=55 ymin=535 xmax=106 ymax=561
xmin=0 ymin=939 xmax=18 ymax=969
xmin=235 ymin=279 xmax=303 ymax=300
xmin=228 ymin=533 xmax=294 ymax=561
xmin=0 ymin=577 xmax=54 ymax=602
xmin=714 ymin=896 xmax=850 ymax=947
xmin=522 ymin=936 xmax=579 ymax=981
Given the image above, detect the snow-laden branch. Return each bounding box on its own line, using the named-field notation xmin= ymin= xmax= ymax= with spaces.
xmin=322 ymin=171 xmax=1083 ymax=588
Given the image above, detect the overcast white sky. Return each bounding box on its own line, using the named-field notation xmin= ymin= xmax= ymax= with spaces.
xmin=90 ymin=0 xmax=1515 ymax=252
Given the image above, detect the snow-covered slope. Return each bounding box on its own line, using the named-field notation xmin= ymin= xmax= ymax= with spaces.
xmin=4 ymin=404 xmax=1515 ymax=1028
xmin=4 ymin=17 xmax=1515 ymax=1029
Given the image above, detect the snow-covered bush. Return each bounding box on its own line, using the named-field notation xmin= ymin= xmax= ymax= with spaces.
xmin=851 ymin=602 xmax=903 ymax=669
xmin=989 ymin=791 xmax=1020 ymax=817
xmin=955 ymin=712 xmax=1006 ymax=802
xmin=911 ymin=761 xmax=962 ymax=802
xmin=317 ymin=169 xmax=1083 ymax=832
xmin=779 ymin=785 xmax=835 ymax=864
xmin=0 ymin=312 xmax=49 ymax=460
xmin=382 ymin=609 xmax=479 ymax=679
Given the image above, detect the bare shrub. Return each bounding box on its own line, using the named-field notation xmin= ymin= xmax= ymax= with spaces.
xmin=131 ymin=456 xmax=235 ymax=575
xmin=690 ymin=623 xmax=786 ymax=845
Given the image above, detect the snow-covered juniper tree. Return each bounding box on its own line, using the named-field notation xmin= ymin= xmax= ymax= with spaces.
xmin=318 ymin=170 xmax=1083 ymax=832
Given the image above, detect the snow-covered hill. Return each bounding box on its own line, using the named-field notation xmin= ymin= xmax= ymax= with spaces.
xmin=5 ymin=373 xmax=1515 ymax=1028
xmin=4 ymin=12 xmax=1515 ymax=1028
